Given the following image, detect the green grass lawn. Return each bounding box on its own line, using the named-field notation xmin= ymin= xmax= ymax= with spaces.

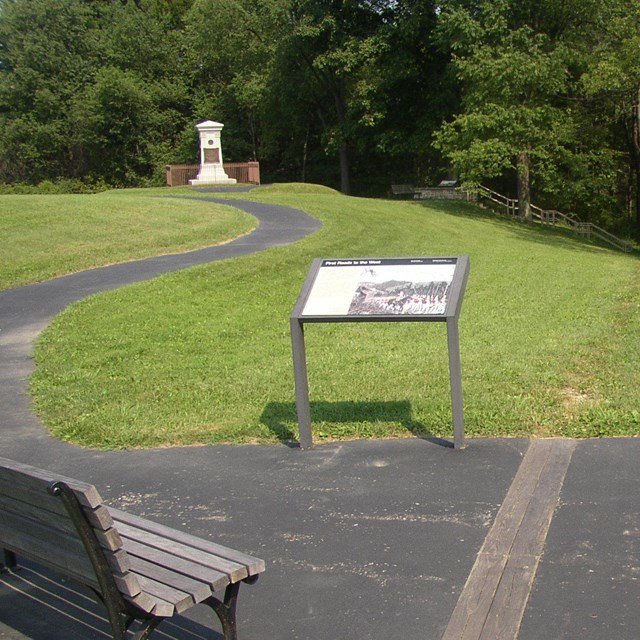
xmin=27 ymin=184 xmax=640 ymax=448
xmin=0 ymin=187 xmax=255 ymax=289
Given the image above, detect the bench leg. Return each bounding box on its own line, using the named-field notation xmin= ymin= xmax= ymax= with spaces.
xmin=1 ymin=549 xmax=17 ymax=573
xmin=127 ymin=617 xmax=163 ymax=640
xmin=206 ymin=582 xmax=240 ymax=640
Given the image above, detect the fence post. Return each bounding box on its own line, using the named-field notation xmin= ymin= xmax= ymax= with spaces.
xmin=248 ymin=161 xmax=260 ymax=185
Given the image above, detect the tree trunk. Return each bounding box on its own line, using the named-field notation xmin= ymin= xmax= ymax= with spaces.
xmin=334 ymin=78 xmax=351 ymax=195
xmin=339 ymin=142 xmax=351 ymax=195
xmin=633 ymin=85 xmax=640 ymax=235
xmin=517 ymin=151 xmax=532 ymax=221
xmin=301 ymin=125 xmax=309 ymax=183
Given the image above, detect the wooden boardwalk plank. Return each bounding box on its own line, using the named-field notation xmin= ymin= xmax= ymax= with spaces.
xmin=441 ymin=439 xmax=576 ymax=640
xmin=479 ymin=557 xmax=537 ymax=640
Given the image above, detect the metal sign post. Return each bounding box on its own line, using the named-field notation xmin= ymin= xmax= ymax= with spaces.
xmin=290 ymin=256 xmax=470 ymax=450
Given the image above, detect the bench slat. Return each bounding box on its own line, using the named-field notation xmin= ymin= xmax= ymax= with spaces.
xmin=0 ymin=514 xmax=133 ymax=586
xmin=136 ymin=574 xmax=193 ymax=614
xmin=0 ymin=457 xmax=103 ymax=509
xmin=123 ymin=591 xmax=160 ymax=615
xmin=111 ymin=509 xmax=265 ymax=576
xmin=115 ymin=521 xmax=247 ymax=582
xmin=0 ymin=507 xmax=130 ymax=569
xmin=0 ymin=526 xmax=99 ymax=590
xmin=129 ymin=556 xmax=212 ymax=604
xmin=122 ymin=538 xmax=230 ymax=593
xmin=111 ymin=571 xmax=143 ymax=597
xmin=0 ymin=478 xmax=114 ymax=531
xmin=135 ymin=593 xmax=175 ymax=618
xmin=0 ymin=493 xmax=122 ymax=551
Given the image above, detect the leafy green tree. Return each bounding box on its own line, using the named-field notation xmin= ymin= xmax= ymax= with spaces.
xmin=73 ymin=67 xmax=155 ymax=185
xmin=0 ymin=0 xmax=194 ymax=185
xmin=93 ymin=0 xmax=195 ymax=179
xmin=579 ymin=0 xmax=640 ymax=232
xmin=184 ymin=0 xmax=390 ymax=191
xmin=272 ymin=0 xmax=390 ymax=193
xmin=184 ymin=0 xmax=288 ymax=164
xmin=0 ymin=0 xmax=101 ymax=182
xmin=370 ymin=0 xmax=457 ymax=186
xmin=433 ymin=0 xmax=584 ymax=219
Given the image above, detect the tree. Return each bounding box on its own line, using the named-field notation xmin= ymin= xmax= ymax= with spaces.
xmin=579 ymin=0 xmax=640 ymax=232
xmin=265 ymin=0 xmax=390 ymax=193
xmin=433 ymin=0 xmax=583 ymax=220
xmin=73 ymin=67 xmax=155 ymax=184
xmin=0 ymin=0 xmax=195 ymax=185
xmin=370 ymin=0 xmax=457 ymax=187
xmin=94 ymin=0 xmax=195 ymax=180
xmin=0 ymin=0 xmax=101 ymax=182
xmin=183 ymin=0 xmax=288 ymax=165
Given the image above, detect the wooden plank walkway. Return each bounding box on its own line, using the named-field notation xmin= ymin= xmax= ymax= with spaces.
xmin=441 ymin=439 xmax=576 ymax=640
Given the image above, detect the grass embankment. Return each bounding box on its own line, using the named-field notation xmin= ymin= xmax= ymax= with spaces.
xmin=0 ymin=188 xmax=255 ymax=289
xmin=27 ymin=184 xmax=640 ymax=448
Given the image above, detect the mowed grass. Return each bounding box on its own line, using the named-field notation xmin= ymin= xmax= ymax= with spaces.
xmin=29 ymin=184 xmax=640 ymax=448
xmin=0 ymin=187 xmax=255 ymax=289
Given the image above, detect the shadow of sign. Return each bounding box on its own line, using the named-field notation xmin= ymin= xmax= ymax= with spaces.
xmin=260 ymin=400 xmax=452 ymax=448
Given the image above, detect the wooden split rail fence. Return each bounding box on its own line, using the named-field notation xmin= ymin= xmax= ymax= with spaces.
xmin=477 ymin=186 xmax=633 ymax=253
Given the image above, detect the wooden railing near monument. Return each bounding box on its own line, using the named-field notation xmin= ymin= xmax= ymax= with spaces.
xmin=165 ymin=162 xmax=260 ymax=187
xmin=477 ymin=186 xmax=633 ymax=253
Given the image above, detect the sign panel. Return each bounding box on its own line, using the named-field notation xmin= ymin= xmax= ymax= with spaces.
xmin=294 ymin=257 xmax=467 ymax=321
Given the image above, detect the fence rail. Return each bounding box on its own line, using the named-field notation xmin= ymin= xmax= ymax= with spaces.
xmin=575 ymin=222 xmax=633 ymax=252
xmin=165 ymin=162 xmax=260 ymax=187
xmin=477 ymin=186 xmax=632 ymax=253
xmin=477 ymin=186 xmax=518 ymax=217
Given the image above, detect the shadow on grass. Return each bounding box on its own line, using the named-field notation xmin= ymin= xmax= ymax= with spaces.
xmin=260 ymin=400 xmax=453 ymax=448
xmin=419 ymin=200 xmax=638 ymax=257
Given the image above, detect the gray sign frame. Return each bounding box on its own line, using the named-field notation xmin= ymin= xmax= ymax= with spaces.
xmin=290 ymin=256 xmax=470 ymax=449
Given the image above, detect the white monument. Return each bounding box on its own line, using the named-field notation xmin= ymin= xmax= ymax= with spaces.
xmin=189 ymin=120 xmax=237 ymax=186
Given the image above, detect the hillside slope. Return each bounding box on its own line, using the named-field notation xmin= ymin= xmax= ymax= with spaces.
xmin=31 ymin=186 xmax=640 ymax=447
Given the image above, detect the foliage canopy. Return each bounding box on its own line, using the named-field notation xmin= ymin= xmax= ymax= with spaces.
xmin=1 ymin=0 xmax=639 ymax=232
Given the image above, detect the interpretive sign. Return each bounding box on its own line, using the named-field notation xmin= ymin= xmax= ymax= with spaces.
xmin=296 ymin=257 xmax=464 ymax=320
xmin=291 ymin=256 xmax=470 ymax=449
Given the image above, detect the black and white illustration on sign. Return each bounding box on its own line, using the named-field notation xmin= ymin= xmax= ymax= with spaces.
xmin=301 ymin=257 xmax=457 ymax=317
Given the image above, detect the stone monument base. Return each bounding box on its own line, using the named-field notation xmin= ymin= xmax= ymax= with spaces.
xmin=189 ymin=163 xmax=237 ymax=186
xmin=189 ymin=178 xmax=238 ymax=186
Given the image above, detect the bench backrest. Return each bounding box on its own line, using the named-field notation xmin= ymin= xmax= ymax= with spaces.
xmin=391 ymin=184 xmax=415 ymax=195
xmin=0 ymin=456 xmax=139 ymax=599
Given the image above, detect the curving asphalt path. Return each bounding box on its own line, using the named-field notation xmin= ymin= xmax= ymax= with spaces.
xmin=0 ymin=197 xmax=321 ymax=460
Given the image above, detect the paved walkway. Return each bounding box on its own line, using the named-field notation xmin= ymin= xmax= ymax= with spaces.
xmin=1 ymin=197 xmax=639 ymax=639
xmin=0 ymin=197 xmax=321 ymax=451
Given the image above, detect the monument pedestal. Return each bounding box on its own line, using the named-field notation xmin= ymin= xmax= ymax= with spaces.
xmin=189 ymin=164 xmax=237 ymax=186
xmin=188 ymin=120 xmax=237 ymax=186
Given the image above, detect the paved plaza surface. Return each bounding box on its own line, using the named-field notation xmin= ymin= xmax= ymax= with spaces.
xmin=1 ymin=196 xmax=639 ymax=639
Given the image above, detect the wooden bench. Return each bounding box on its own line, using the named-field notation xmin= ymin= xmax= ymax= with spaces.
xmin=0 ymin=456 xmax=265 ymax=640
xmin=390 ymin=184 xmax=415 ymax=198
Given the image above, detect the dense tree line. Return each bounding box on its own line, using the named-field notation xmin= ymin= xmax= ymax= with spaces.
xmin=0 ymin=0 xmax=639 ymax=233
